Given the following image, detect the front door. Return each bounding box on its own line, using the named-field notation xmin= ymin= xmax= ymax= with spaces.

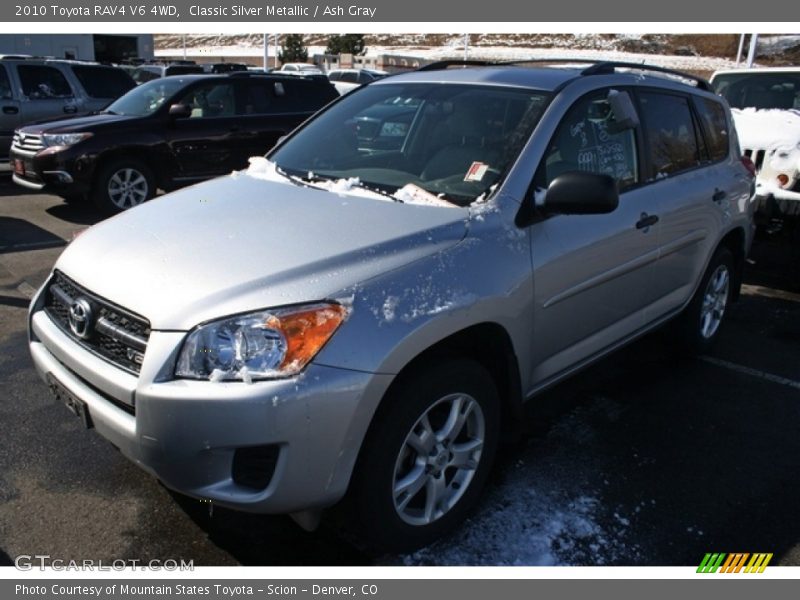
xmin=528 ymin=89 xmax=661 ymax=386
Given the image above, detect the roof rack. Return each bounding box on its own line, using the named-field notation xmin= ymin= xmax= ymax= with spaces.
xmin=581 ymin=61 xmax=712 ymax=91
xmin=416 ymin=58 xmax=712 ymax=91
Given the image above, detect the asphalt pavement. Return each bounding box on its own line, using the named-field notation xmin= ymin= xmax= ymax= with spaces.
xmin=1 ymin=177 xmax=798 ymax=566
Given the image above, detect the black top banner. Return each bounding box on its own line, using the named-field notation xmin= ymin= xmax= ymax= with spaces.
xmin=1 ymin=0 xmax=797 ymax=22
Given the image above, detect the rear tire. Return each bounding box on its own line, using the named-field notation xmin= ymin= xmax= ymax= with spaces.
xmin=670 ymin=246 xmax=735 ymax=355
xmin=348 ymin=359 xmax=500 ymax=553
xmin=92 ymin=159 xmax=155 ymax=214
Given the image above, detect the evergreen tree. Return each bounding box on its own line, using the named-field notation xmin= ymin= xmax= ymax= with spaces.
xmin=279 ymin=34 xmax=308 ymax=63
xmin=326 ymin=34 xmax=366 ymax=55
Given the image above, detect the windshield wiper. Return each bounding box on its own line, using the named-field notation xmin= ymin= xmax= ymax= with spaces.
xmin=284 ymin=171 xmax=403 ymax=202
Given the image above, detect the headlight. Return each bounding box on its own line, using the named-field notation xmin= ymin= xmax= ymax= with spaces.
xmin=175 ymin=303 xmax=348 ymax=382
xmin=42 ymin=132 xmax=92 ymax=147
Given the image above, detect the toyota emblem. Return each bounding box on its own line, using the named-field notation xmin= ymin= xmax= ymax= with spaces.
xmin=68 ymin=297 xmax=94 ymax=339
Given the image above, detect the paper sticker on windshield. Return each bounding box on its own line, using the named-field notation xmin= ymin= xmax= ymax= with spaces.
xmin=464 ymin=162 xmax=489 ymax=182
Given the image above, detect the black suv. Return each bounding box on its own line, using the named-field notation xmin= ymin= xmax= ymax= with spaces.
xmin=10 ymin=73 xmax=339 ymax=212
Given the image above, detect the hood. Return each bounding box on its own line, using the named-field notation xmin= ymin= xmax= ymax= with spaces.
xmin=55 ymin=173 xmax=469 ymax=330
xmin=731 ymin=108 xmax=800 ymax=150
xmin=20 ymin=112 xmax=135 ymax=133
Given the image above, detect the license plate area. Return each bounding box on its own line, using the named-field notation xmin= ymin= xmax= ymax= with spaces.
xmin=46 ymin=373 xmax=93 ymax=429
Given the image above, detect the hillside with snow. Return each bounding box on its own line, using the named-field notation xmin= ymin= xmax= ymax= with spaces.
xmin=154 ymin=33 xmax=800 ymax=75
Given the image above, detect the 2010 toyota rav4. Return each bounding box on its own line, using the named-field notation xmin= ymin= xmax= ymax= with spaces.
xmin=28 ymin=61 xmax=755 ymax=551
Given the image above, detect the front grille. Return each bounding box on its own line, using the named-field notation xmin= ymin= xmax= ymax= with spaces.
xmin=44 ymin=271 xmax=150 ymax=375
xmin=743 ymin=148 xmax=766 ymax=171
xmin=12 ymin=131 xmax=45 ymax=155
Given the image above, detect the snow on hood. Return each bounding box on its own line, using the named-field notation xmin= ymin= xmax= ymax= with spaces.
xmin=244 ymin=157 xmax=460 ymax=207
xmin=55 ymin=172 xmax=468 ymax=330
xmin=731 ymin=108 xmax=800 ymax=152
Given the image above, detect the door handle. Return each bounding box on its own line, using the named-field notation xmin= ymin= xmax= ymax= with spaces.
xmin=2 ymin=106 xmax=19 ymax=114
xmin=63 ymin=105 xmax=78 ymax=114
xmin=636 ymin=213 xmax=659 ymax=230
xmin=712 ymin=188 xmax=727 ymax=202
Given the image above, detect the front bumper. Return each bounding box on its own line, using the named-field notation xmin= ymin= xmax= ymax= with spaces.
xmin=10 ymin=147 xmax=92 ymax=197
xmin=29 ymin=307 xmax=391 ymax=514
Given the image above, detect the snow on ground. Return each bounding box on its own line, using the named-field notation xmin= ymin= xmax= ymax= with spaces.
xmin=396 ymin=397 xmax=644 ymax=566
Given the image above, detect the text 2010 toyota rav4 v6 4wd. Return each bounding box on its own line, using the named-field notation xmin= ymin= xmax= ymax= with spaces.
xmin=28 ymin=61 xmax=754 ymax=551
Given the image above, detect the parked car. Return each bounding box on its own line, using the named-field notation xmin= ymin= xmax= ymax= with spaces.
xmin=130 ymin=63 xmax=205 ymax=84
xmin=27 ymin=61 xmax=754 ymax=551
xmin=10 ymin=72 xmax=338 ymax=212
xmin=203 ymin=63 xmax=249 ymax=74
xmin=0 ymin=57 xmax=135 ymax=172
xmin=711 ymin=67 xmax=800 ymax=220
xmin=278 ymin=63 xmax=323 ymax=75
xmin=327 ymin=68 xmax=388 ymax=95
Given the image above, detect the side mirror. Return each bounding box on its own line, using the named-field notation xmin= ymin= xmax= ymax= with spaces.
xmin=168 ymin=103 xmax=192 ymax=119
xmin=543 ymin=171 xmax=619 ymax=215
xmin=606 ymin=90 xmax=639 ymax=133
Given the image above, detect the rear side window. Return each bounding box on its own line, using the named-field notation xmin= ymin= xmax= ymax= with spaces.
xmin=241 ymin=81 xmax=270 ymax=114
xmin=638 ymin=92 xmax=702 ymax=177
xmin=542 ymin=91 xmax=639 ymax=190
xmin=71 ymin=66 xmax=135 ymax=99
xmin=0 ymin=65 xmax=12 ymax=99
xmin=271 ymin=80 xmax=336 ymax=112
xmin=18 ymin=65 xmax=73 ymax=99
xmin=693 ymin=97 xmax=730 ymax=162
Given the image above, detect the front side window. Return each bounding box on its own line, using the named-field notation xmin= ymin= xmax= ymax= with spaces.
xmin=542 ymin=91 xmax=639 ymax=190
xmin=18 ymin=65 xmax=73 ymax=99
xmin=639 ymin=92 xmax=702 ymax=178
xmin=177 ymin=82 xmax=236 ymax=118
xmin=270 ymin=83 xmax=550 ymax=206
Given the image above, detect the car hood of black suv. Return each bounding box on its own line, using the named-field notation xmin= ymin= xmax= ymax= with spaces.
xmin=18 ymin=112 xmax=137 ymax=135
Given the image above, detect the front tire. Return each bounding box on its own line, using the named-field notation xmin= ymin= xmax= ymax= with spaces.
xmin=349 ymin=359 xmax=500 ymax=553
xmin=671 ymin=246 xmax=735 ymax=355
xmin=92 ymin=159 xmax=155 ymax=214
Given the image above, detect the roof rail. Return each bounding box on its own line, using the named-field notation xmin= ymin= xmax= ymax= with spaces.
xmin=581 ymin=61 xmax=712 ymax=91
xmin=417 ymin=60 xmax=498 ymax=71
xmin=415 ymin=58 xmax=712 ymax=91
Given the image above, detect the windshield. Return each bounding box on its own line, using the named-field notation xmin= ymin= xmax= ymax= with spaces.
xmin=713 ymin=72 xmax=800 ymax=110
xmin=269 ymin=83 xmax=550 ymax=206
xmin=104 ymin=77 xmax=190 ymax=117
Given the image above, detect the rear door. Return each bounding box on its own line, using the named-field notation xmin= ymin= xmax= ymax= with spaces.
xmin=0 ymin=64 xmax=20 ymax=164
xmin=529 ymin=88 xmax=662 ymax=384
xmin=635 ymin=90 xmax=730 ymax=318
xmin=16 ymin=64 xmax=82 ymax=123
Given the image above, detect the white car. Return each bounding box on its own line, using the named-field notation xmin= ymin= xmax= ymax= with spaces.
xmin=278 ymin=63 xmax=323 ymax=76
xmin=327 ymin=68 xmax=388 ymax=95
xmin=711 ymin=67 xmax=800 ymax=219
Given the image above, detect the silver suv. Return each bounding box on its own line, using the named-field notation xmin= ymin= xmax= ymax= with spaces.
xmin=28 ymin=61 xmax=754 ymax=551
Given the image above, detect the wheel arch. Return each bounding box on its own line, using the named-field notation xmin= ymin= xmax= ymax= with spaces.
xmin=364 ymin=322 xmax=524 ymax=449
xmin=718 ymin=226 xmax=747 ymax=301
